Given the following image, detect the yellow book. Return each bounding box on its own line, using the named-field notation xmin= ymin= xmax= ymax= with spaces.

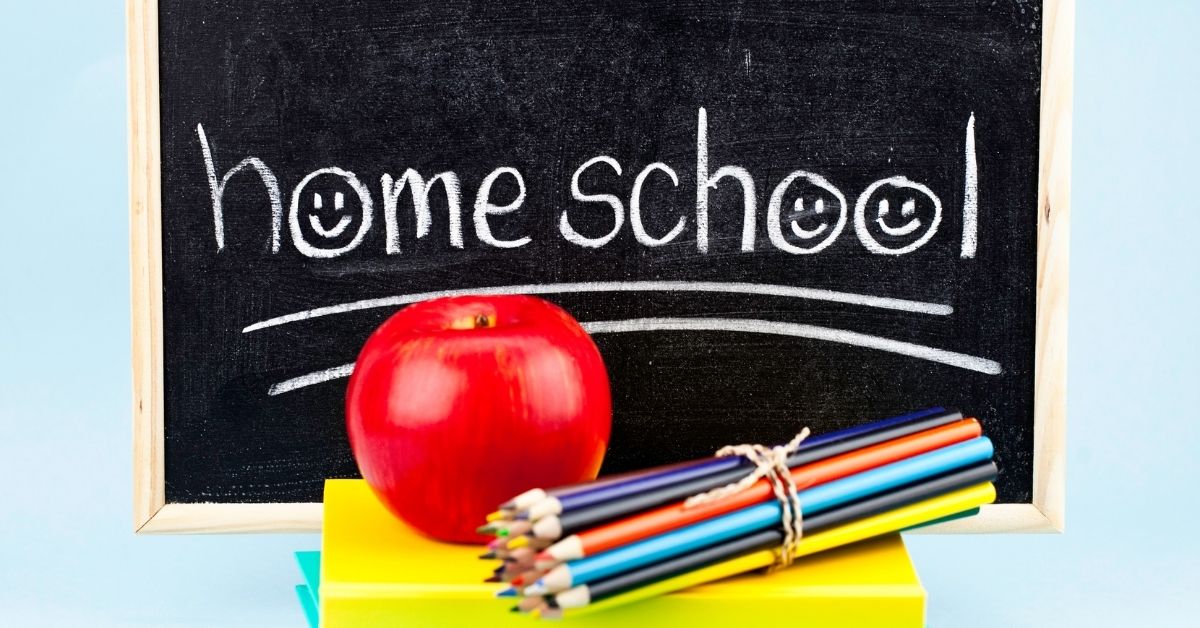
xmin=320 ymin=479 xmax=927 ymax=627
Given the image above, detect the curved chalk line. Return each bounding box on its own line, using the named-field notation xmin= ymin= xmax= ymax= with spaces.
xmin=243 ymin=281 xmax=953 ymax=333
xmin=585 ymin=318 xmax=1001 ymax=374
xmin=269 ymin=363 xmax=355 ymax=396
xmin=266 ymin=316 xmax=1000 ymax=396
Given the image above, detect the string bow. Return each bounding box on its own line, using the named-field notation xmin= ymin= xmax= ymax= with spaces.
xmin=684 ymin=428 xmax=811 ymax=568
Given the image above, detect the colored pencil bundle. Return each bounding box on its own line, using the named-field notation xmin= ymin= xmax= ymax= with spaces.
xmin=478 ymin=407 xmax=997 ymax=618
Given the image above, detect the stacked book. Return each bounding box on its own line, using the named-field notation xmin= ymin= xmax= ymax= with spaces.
xmin=297 ymin=480 xmax=930 ymax=626
xmin=480 ymin=407 xmax=996 ymax=619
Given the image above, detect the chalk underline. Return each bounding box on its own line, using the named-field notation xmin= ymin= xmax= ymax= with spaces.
xmin=243 ymin=281 xmax=953 ymax=333
xmin=266 ymin=316 xmax=1000 ymax=396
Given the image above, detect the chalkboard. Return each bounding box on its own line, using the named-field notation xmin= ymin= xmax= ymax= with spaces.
xmin=130 ymin=0 xmax=1071 ymax=533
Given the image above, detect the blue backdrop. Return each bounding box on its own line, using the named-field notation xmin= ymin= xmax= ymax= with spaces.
xmin=0 ymin=2 xmax=1196 ymax=625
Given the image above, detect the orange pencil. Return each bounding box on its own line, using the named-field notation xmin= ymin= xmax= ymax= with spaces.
xmin=537 ymin=418 xmax=981 ymax=565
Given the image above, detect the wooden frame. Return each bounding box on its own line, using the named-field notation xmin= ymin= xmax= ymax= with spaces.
xmin=129 ymin=0 xmax=1071 ymax=534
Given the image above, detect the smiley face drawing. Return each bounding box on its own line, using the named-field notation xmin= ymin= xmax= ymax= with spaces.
xmin=288 ymin=167 xmax=374 ymax=258
xmin=852 ymin=175 xmax=942 ymax=255
xmin=767 ymin=171 xmax=848 ymax=254
xmin=308 ymin=191 xmax=351 ymax=238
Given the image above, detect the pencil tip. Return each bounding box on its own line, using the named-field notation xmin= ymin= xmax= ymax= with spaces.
xmin=494 ymin=587 xmax=517 ymax=598
xmin=478 ymin=552 xmax=496 ymax=560
xmin=483 ymin=575 xmax=501 ymax=583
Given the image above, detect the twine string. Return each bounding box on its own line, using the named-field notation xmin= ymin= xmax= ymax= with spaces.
xmin=683 ymin=428 xmax=810 ymax=568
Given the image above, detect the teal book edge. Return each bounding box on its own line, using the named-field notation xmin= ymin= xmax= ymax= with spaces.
xmin=296 ymin=551 xmax=321 ymax=599
xmin=295 ymin=585 xmax=318 ymax=628
xmin=295 ymin=551 xmax=322 ymax=628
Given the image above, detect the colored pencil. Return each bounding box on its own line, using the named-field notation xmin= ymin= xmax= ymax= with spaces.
xmin=520 ymin=407 xmax=960 ymax=521
xmin=495 ymin=520 xmax=532 ymax=538
xmin=504 ymin=546 xmax=536 ymax=563
xmin=551 ymin=482 xmax=996 ymax=618
xmin=523 ymin=408 xmax=967 ymax=527
xmin=499 ymin=458 xmax=712 ymax=512
xmin=513 ymin=596 xmax=545 ymax=613
xmin=507 ymin=407 xmax=955 ymax=509
xmin=535 ymin=418 xmax=981 ymax=562
xmin=509 ymin=568 xmax=544 ymax=585
xmin=524 ymin=437 xmax=993 ymax=594
xmin=547 ymin=461 xmax=997 ymax=608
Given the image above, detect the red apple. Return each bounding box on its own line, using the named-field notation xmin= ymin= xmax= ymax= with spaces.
xmin=345 ymin=295 xmax=611 ymax=543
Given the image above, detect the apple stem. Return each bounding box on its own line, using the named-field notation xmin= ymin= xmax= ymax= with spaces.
xmin=448 ymin=313 xmax=497 ymax=330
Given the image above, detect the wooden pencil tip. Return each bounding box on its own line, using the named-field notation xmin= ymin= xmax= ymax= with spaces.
xmin=483 ymin=575 xmax=501 ymax=583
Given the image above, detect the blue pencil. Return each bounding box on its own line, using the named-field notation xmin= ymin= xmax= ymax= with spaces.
xmin=523 ymin=436 xmax=993 ymax=594
xmin=520 ymin=407 xmax=959 ymax=520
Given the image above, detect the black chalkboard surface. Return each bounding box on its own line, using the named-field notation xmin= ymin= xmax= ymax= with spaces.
xmin=132 ymin=0 xmax=1070 ymax=532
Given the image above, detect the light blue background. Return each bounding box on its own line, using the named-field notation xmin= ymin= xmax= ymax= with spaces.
xmin=1 ymin=2 xmax=1196 ymax=625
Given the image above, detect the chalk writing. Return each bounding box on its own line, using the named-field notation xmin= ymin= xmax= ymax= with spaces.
xmin=197 ymin=110 xmax=978 ymax=258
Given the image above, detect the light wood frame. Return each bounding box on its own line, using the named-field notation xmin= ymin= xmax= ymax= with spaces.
xmin=130 ymin=0 xmax=1071 ymax=534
